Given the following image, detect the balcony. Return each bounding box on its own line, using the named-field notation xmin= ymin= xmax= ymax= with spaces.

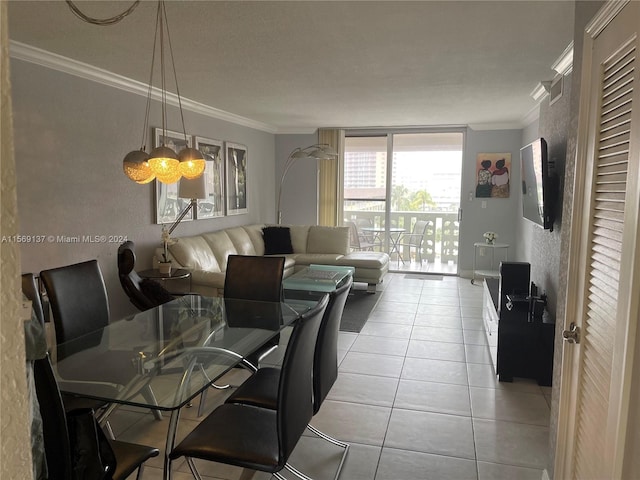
xmin=344 ymin=210 xmax=459 ymax=275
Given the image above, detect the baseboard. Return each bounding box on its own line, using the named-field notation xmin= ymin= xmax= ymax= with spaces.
xmin=542 ymin=468 xmax=551 ymax=480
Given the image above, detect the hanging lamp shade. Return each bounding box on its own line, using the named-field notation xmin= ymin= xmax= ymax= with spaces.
xmin=123 ymin=150 xmax=155 ymax=184
xmin=149 ymin=145 xmax=181 ymax=184
xmin=155 ymin=169 xmax=183 ymax=184
xmin=178 ymin=147 xmax=206 ymax=179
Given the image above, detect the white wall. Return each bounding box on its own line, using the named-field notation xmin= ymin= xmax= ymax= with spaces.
xmin=458 ymin=128 xmax=524 ymax=275
xmin=11 ymin=59 xmax=276 ymax=320
xmin=275 ymin=133 xmax=319 ymax=225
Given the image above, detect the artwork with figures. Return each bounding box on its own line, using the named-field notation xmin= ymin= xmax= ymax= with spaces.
xmin=195 ymin=136 xmax=225 ymax=219
xmin=475 ymin=153 xmax=511 ymax=198
xmin=154 ymin=128 xmax=194 ymax=224
xmin=225 ymin=142 xmax=248 ymax=215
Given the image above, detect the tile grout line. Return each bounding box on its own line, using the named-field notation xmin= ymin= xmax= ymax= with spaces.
xmin=459 ymin=284 xmax=482 ymax=480
xmin=371 ymin=284 xmax=414 ymax=480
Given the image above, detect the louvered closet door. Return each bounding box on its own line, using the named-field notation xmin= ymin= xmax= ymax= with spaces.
xmin=556 ymin=2 xmax=640 ymax=479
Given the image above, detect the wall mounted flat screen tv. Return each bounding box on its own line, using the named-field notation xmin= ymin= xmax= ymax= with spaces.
xmin=521 ymin=138 xmax=555 ymax=231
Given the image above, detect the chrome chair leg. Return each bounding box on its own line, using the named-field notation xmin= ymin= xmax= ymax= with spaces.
xmin=142 ymin=384 xmax=164 ymax=420
xmin=305 ymin=424 xmax=350 ymax=480
xmin=96 ymin=404 xmax=118 ymax=439
xmin=306 ymin=424 xmax=350 ymax=448
xmin=135 ymin=464 xmax=146 ymax=480
xmin=186 ymin=457 xmax=203 ymax=480
xmin=196 ymin=358 xmax=258 ymax=417
xmin=196 ymin=364 xmax=230 ymax=418
xmin=284 ymin=462 xmax=315 ymax=480
xmin=103 ymin=420 xmax=115 ymax=440
xmin=184 ymin=459 xmax=315 ymax=480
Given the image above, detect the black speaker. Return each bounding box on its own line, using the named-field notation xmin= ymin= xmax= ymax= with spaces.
xmin=498 ymin=262 xmax=530 ymax=321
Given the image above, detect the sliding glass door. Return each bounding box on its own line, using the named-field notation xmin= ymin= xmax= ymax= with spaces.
xmin=343 ymin=131 xmax=463 ymax=274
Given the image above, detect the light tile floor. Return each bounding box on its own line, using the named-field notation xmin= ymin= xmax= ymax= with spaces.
xmin=113 ymin=273 xmax=552 ymax=480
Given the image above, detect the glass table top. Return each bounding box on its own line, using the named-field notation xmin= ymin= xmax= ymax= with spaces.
xmin=54 ymin=295 xmax=310 ymax=411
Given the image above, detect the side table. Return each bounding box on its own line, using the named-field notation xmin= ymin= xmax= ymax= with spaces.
xmin=138 ymin=268 xmax=192 ymax=294
xmin=471 ymin=242 xmax=509 ymax=285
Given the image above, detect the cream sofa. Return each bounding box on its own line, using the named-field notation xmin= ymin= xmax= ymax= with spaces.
xmin=155 ymin=224 xmax=389 ymax=296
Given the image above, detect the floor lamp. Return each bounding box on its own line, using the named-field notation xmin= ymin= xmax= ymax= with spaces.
xmin=167 ymin=173 xmax=207 ymax=235
xmin=276 ymin=144 xmax=338 ymax=224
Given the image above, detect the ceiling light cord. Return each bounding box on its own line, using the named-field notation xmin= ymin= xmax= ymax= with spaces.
xmin=66 ymin=0 xmax=205 ymax=184
xmin=65 ymin=1 xmax=141 ymax=26
xmin=161 ymin=2 xmax=188 ymax=145
xmin=140 ymin=5 xmax=160 ymax=152
xmin=158 ymin=2 xmax=168 ymax=142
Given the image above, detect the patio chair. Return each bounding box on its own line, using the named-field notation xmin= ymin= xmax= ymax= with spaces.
xmin=396 ymin=220 xmax=429 ymax=265
xmin=346 ymin=220 xmax=378 ymax=251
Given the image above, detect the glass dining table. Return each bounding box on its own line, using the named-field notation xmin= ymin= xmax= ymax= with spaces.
xmin=53 ymin=294 xmax=312 ymax=480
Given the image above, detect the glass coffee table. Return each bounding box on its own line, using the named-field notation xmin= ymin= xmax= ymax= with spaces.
xmin=283 ymin=264 xmax=354 ymax=293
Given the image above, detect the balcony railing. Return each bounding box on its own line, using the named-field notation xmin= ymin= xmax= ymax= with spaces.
xmin=344 ymin=210 xmax=459 ymax=265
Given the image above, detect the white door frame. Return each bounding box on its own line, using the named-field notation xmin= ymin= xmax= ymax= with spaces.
xmin=555 ymin=1 xmax=640 ymax=478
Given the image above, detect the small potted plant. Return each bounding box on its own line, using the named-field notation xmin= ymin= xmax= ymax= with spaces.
xmin=159 ymin=226 xmax=173 ymax=274
xmin=483 ymin=231 xmax=498 ymax=245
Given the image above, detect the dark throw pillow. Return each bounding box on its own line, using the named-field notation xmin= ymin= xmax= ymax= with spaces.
xmin=140 ymin=278 xmax=175 ymax=306
xmin=262 ymin=226 xmax=293 ymax=255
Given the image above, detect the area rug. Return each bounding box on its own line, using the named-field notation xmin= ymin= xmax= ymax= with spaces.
xmin=339 ymin=289 xmax=382 ymax=333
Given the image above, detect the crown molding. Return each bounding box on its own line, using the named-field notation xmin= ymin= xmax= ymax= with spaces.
xmin=467 ymin=121 xmax=526 ymax=131
xmin=274 ymin=126 xmax=320 ymax=135
xmin=9 ymin=41 xmax=278 ymax=134
xmin=531 ymin=82 xmax=551 ymax=102
xmin=521 ymin=104 xmax=540 ymax=128
xmin=552 ymin=42 xmax=574 ymax=76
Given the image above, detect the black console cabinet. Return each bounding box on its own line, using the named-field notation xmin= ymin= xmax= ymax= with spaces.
xmin=482 ymin=276 xmax=555 ymax=386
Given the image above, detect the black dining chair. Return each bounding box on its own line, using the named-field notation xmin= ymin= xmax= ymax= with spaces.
xmin=33 ymin=353 xmax=159 ymax=480
xmin=224 ymin=254 xmax=286 ymax=366
xmin=168 ymin=294 xmax=329 ymax=480
xmin=22 ymin=272 xmax=118 ymax=437
xmin=118 ymin=240 xmax=178 ymax=311
xmin=40 ymin=260 xmax=163 ymax=421
xmin=225 ymin=277 xmax=353 ymax=480
xmin=189 ymin=254 xmax=286 ymax=415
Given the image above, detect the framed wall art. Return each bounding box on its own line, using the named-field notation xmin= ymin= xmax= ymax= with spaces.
xmin=194 ymin=136 xmax=225 ymax=219
xmin=154 ymin=128 xmax=193 ymax=224
xmin=225 ymin=142 xmax=248 ymax=215
xmin=475 ymin=153 xmax=511 ymax=199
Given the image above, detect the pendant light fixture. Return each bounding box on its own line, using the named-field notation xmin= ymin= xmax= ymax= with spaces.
xmin=122 ymin=1 xmax=204 ymax=184
xmin=65 ymin=0 xmax=204 ymax=184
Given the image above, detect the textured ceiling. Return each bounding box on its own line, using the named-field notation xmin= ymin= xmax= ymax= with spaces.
xmin=8 ymin=1 xmax=575 ymax=132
